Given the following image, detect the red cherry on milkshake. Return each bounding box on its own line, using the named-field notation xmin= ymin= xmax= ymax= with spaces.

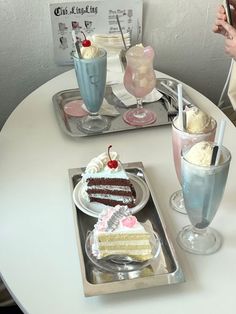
xmin=81 ymin=31 xmax=91 ymax=47
xmin=82 ymin=39 xmax=91 ymax=47
xmin=107 ymin=145 xmax=118 ymax=169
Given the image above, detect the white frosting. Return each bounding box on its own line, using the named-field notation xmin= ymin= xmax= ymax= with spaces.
xmin=96 ymin=223 xmax=146 ymax=234
xmin=84 ymin=170 xmax=128 ymax=179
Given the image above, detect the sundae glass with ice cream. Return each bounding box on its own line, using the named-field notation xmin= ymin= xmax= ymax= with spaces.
xmin=170 ymin=106 xmax=217 ymax=214
xmin=72 ymin=33 xmax=110 ymax=134
xmin=123 ymin=45 xmax=157 ymax=126
xmin=177 ymin=140 xmax=231 ymax=254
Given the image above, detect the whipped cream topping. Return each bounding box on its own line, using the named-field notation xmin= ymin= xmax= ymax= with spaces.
xmin=94 ymin=205 xmax=141 ymax=232
xmin=85 ymin=151 xmax=120 ymax=174
xmin=81 ymin=44 xmax=100 ymax=59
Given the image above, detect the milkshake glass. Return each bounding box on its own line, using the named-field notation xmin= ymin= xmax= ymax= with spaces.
xmin=72 ymin=49 xmax=110 ymax=134
xmin=177 ymin=143 xmax=231 ymax=254
xmin=170 ymin=116 xmax=217 ymax=214
xmin=123 ymin=45 xmax=157 ymax=126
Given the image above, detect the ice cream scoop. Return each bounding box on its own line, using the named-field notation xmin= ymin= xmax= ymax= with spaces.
xmin=185 ymin=141 xmax=223 ymax=166
xmin=81 ymin=44 xmax=100 ymax=59
xmin=186 ymin=107 xmax=211 ymax=133
xmin=185 ymin=141 xmax=213 ymax=166
xmin=175 ymin=106 xmax=212 ymax=133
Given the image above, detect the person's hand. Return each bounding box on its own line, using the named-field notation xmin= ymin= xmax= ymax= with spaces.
xmin=213 ymin=1 xmax=236 ymax=36
xmin=213 ymin=5 xmax=228 ymax=36
xmin=217 ymin=19 xmax=236 ymax=59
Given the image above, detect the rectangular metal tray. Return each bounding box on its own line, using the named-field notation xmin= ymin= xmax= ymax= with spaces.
xmin=69 ymin=162 xmax=185 ymax=296
xmin=53 ymin=78 xmax=193 ymax=137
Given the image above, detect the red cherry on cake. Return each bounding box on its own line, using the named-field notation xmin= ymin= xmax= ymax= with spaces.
xmin=81 ymin=31 xmax=91 ymax=47
xmin=107 ymin=159 xmax=118 ymax=169
xmin=107 ymin=145 xmax=118 ymax=169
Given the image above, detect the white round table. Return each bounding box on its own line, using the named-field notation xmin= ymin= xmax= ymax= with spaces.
xmin=0 ymin=70 xmax=235 ymax=314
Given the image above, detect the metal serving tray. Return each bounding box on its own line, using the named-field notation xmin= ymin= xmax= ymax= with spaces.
xmin=53 ymin=78 xmax=193 ymax=137
xmin=69 ymin=162 xmax=184 ymax=297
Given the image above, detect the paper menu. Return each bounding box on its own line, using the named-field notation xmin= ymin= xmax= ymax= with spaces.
xmin=50 ymin=0 xmax=143 ymax=65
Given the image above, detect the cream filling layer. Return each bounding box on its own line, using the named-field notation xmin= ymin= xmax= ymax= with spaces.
xmin=89 ymin=194 xmax=133 ymax=203
xmin=87 ymin=185 xmax=131 ymax=192
xmin=99 ymin=249 xmax=151 ymax=254
xmin=98 ymin=240 xmax=150 ymax=246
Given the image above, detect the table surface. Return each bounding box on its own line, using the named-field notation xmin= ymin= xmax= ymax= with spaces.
xmin=0 ymin=69 xmax=235 ymax=314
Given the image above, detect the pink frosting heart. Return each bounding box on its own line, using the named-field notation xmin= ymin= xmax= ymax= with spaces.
xmin=121 ymin=216 xmax=137 ymax=228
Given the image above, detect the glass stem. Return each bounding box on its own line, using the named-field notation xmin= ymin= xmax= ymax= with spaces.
xmin=89 ymin=112 xmax=99 ymax=117
xmin=193 ymin=226 xmax=207 ymax=235
xmin=136 ymin=98 xmax=143 ymax=110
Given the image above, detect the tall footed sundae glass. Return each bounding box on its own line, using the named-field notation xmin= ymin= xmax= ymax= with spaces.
xmin=177 ymin=141 xmax=231 ymax=254
xmin=72 ymin=47 xmax=110 ymax=134
xmin=170 ymin=107 xmax=217 ymax=214
xmin=123 ymin=45 xmax=157 ymax=126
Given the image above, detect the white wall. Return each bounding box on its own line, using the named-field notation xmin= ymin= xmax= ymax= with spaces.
xmin=143 ymin=0 xmax=231 ymax=106
xmin=0 ymin=0 xmax=231 ymax=129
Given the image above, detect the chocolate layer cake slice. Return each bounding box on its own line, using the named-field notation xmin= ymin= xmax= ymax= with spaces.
xmin=82 ymin=146 xmax=136 ymax=208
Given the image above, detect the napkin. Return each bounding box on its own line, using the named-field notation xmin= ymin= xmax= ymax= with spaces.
xmin=82 ymin=99 xmax=120 ymax=117
xmin=91 ymin=33 xmax=129 ymax=85
xmin=111 ymin=83 xmax=163 ymax=107
xmin=91 ymin=33 xmax=130 ymax=55
xmin=106 ymin=54 xmax=124 ymax=85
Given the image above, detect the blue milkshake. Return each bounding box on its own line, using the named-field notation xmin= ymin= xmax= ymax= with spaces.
xmin=182 ymin=144 xmax=231 ymax=228
xmin=177 ymin=141 xmax=231 ymax=255
xmin=73 ymin=49 xmax=107 ymax=113
xmin=72 ymin=48 xmax=110 ymax=134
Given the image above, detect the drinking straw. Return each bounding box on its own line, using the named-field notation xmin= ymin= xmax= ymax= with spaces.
xmin=213 ymin=119 xmax=226 ymax=166
xmin=160 ymin=82 xmax=191 ymax=105
xmin=72 ymin=30 xmax=82 ymax=58
xmin=201 ymin=120 xmax=226 ymax=228
xmin=116 ymin=14 xmax=127 ymax=51
xmin=177 ymin=83 xmax=185 ymax=130
xmin=182 ymin=110 xmax=186 ymax=129
xmin=210 ymin=145 xmax=218 ymax=166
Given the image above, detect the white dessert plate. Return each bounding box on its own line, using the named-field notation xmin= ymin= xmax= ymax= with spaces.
xmin=84 ymin=227 xmax=161 ymax=273
xmin=72 ymin=173 xmax=150 ymax=218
